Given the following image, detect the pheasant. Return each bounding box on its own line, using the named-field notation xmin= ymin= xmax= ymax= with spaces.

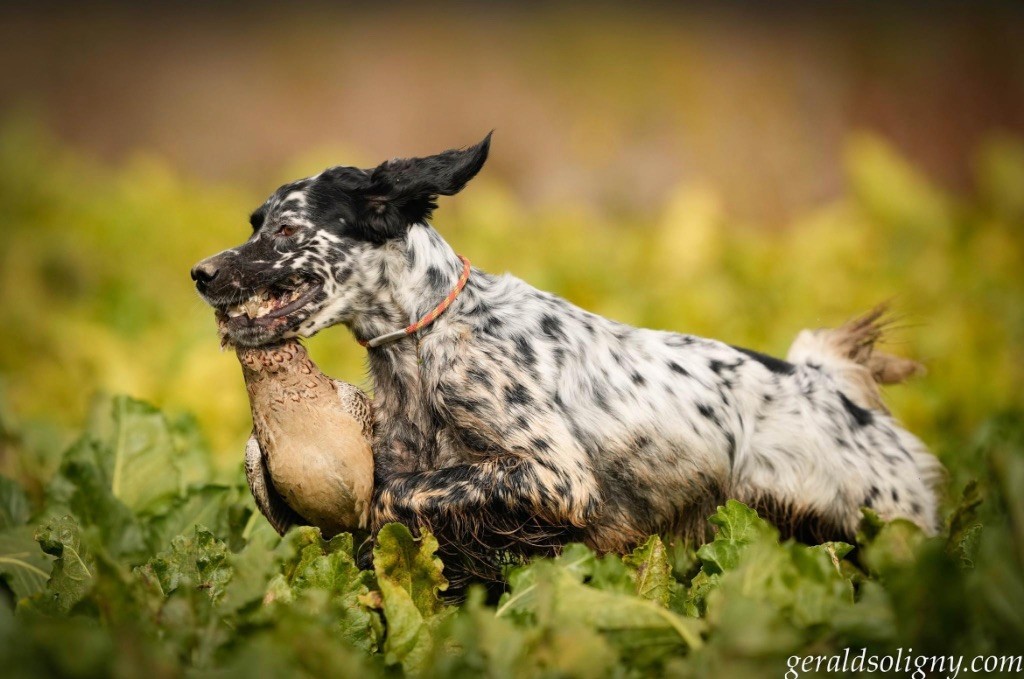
xmin=234 ymin=340 xmax=374 ymax=538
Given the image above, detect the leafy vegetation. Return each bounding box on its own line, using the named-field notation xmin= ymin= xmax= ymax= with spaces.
xmin=0 ymin=121 xmax=1022 ymax=676
xmin=1 ymin=396 xmax=1022 ymax=677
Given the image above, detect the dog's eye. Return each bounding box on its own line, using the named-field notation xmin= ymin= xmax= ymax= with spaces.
xmin=276 ymin=224 xmax=299 ymax=238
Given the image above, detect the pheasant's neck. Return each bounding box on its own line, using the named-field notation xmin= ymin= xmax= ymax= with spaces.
xmin=236 ymin=340 xmax=335 ymax=406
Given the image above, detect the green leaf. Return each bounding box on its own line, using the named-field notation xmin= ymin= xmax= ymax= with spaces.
xmin=0 ymin=476 xmax=31 ymax=530
xmin=373 ymin=523 xmax=450 ymax=674
xmin=856 ymin=506 xmax=886 ymax=545
xmin=503 ymin=542 xmax=598 ymax=606
xmin=685 ymin=502 xmax=859 ymax=637
xmin=860 ymin=518 xmax=927 ymax=575
xmin=217 ymin=519 xmax=284 ymax=614
xmin=282 ymin=532 xmax=382 ymax=652
xmin=588 ymin=553 xmax=636 ymax=597
xmin=145 ymin=484 xmax=239 ymax=551
xmin=167 ymin=412 xmax=215 ymax=490
xmin=623 ymin=535 xmax=673 ymax=607
xmin=497 ymin=556 xmax=704 ymax=654
xmin=84 ymin=395 xmax=184 ymax=514
xmin=139 ymin=526 xmax=231 ymax=601
xmin=26 ymin=515 xmax=93 ymax=614
xmin=47 ymin=438 xmax=148 ymax=560
xmin=427 ymin=586 xmax=617 ymax=679
xmin=0 ymin=526 xmax=51 ymax=600
xmin=696 ymin=500 xmax=777 ymax=574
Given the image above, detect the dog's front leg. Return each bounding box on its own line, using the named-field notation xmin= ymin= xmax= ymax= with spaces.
xmin=371 ymin=453 xmax=600 ymax=538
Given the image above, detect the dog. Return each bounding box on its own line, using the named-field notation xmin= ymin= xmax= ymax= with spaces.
xmin=192 ymin=134 xmax=943 ymax=579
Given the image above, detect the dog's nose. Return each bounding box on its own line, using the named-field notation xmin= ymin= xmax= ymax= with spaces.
xmin=191 ymin=260 xmax=219 ymax=288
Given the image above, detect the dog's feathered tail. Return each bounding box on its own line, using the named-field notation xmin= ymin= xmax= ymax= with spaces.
xmin=786 ymin=304 xmax=925 ymax=412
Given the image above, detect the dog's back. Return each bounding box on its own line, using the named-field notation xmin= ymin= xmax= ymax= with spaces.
xmin=724 ymin=306 xmax=942 ymax=541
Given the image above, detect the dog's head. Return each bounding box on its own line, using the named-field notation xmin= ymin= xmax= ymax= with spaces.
xmin=191 ymin=134 xmax=490 ymax=346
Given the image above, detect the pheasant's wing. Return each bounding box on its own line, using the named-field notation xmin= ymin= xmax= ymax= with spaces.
xmin=332 ymin=380 xmax=374 ymax=439
xmin=244 ymin=432 xmax=302 ymax=536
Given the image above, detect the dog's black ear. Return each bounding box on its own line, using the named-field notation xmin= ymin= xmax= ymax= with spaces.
xmin=358 ymin=133 xmax=491 ymax=239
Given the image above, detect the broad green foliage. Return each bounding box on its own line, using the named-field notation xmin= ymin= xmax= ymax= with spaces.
xmin=0 ymin=402 xmax=1023 ymax=677
xmin=0 ymin=478 xmax=50 ymax=600
xmin=141 ymin=527 xmax=233 ymax=601
xmin=0 ymin=395 xmax=1019 ymax=675
xmin=0 ymin=527 xmax=50 ymax=601
xmin=373 ymin=524 xmax=450 ymax=673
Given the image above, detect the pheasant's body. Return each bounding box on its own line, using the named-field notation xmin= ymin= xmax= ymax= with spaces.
xmin=236 ymin=340 xmax=374 ymax=537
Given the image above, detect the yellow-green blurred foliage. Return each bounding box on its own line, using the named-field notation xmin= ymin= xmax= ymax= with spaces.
xmin=1 ymin=119 xmax=1022 ymax=482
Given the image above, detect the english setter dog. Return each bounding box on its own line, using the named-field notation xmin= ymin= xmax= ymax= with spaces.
xmin=192 ymin=134 xmax=942 ymax=578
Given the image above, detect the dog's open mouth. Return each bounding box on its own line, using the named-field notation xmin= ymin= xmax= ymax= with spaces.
xmin=214 ymin=275 xmax=323 ymax=339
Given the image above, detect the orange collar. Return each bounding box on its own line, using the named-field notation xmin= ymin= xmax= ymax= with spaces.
xmin=359 ymin=254 xmax=472 ymax=349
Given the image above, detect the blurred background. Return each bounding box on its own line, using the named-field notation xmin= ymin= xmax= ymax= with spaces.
xmin=0 ymin=2 xmax=1022 ymax=490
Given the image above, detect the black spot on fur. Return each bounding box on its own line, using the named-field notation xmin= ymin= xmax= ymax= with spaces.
xmin=504 ymin=383 xmax=531 ymax=406
xmin=667 ymin=361 xmax=690 ymax=377
xmin=426 ymin=265 xmax=446 ymax=292
xmin=540 ymin=315 xmax=565 ymax=341
xmin=445 ymin=393 xmax=485 ymax=412
xmin=839 ymin=393 xmax=874 ymax=427
xmin=664 ymin=334 xmax=695 ymax=348
xmin=482 ymin=314 xmax=504 ymax=335
xmin=731 ymin=346 xmax=796 ymax=375
xmin=513 ymin=335 xmax=537 ymax=367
